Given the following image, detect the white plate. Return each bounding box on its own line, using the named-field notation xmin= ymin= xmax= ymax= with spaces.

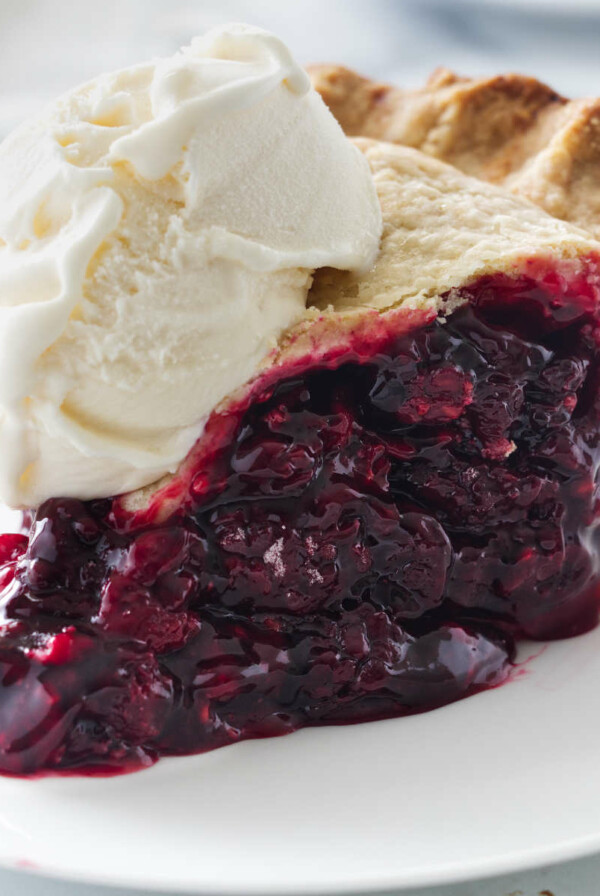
xmin=1 ymin=627 xmax=600 ymax=893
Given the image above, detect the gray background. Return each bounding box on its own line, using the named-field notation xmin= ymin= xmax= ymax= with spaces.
xmin=2 ymin=0 xmax=600 ymax=893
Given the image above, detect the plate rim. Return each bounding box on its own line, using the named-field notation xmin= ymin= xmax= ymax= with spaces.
xmin=3 ymin=826 xmax=600 ymax=894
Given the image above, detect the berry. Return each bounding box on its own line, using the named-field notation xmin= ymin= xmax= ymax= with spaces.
xmin=0 ymin=267 xmax=599 ymax=775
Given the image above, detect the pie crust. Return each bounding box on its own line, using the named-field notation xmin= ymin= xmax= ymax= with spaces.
xmin=310 ymin=66 xmax=600 ymax=240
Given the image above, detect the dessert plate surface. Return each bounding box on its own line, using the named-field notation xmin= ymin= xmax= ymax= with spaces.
xmin=1 ymin=627 xmax=600 ymax=892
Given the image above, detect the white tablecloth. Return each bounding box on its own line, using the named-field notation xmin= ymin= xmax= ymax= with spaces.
xmin=2 ymin=0 xmax=600 ymax=892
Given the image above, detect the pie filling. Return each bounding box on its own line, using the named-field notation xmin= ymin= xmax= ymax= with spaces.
xmin=1 ymin=266 xmax=600 ymax=775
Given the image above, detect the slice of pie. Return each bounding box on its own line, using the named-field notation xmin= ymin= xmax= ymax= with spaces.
xmin=2 ymin=123 xmax=600 ymax=775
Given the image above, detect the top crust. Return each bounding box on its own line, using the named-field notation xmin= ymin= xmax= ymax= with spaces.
xmin=309 ymin=65 xmax=600 ymax=240
xmin=310 ymin=139 xmax=599 ymax=316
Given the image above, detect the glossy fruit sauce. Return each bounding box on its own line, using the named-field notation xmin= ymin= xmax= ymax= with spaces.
xmin=1 ymin=267 xmax=600 ymax=775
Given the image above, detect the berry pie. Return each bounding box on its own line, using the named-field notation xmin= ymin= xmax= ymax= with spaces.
xmin=2 ymin=44 xmax=600 ymax=776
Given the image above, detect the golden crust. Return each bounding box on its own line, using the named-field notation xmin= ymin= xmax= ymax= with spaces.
xmin=311 ymin=139 xmax=599 ymax=315
xmin=310 ymin=65 xmax=600 ymax=240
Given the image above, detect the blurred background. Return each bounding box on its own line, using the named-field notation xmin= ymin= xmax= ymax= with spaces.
xmin=1 ymin=0 xmax=600 ymax=139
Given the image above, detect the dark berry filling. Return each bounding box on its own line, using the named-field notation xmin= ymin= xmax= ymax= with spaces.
xmin=1 ymin=268 xmax=600 ymax=776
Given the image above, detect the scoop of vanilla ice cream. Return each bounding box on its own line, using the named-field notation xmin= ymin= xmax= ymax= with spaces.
xmin=0 ymin=24 xmax=382 ymax=507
